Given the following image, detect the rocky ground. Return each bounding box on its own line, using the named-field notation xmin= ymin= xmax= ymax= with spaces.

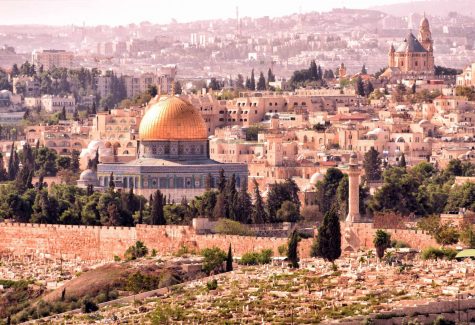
xmin=43 ymin=250 xmax=475 ymax=324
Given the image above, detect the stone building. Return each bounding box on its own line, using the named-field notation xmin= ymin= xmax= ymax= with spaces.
xmin=386 ymin=16 xmax=434 ymax=78
xmin=85 ymin=95 xmax=247 ymax=200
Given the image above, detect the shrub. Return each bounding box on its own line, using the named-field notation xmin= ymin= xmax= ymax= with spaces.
xmin=82 ymin=299 xmax=99 ymax=313
xmin=239 ymin=252 xmax=260 ymax=265
xmin=421 ymin=247 xmax=457 ymax=260
xmin=206 ymin=279 xmax=218 ymax=291
xmin=391 ymin=240 xmax=410 ymax=249
xmin=201 ymin=247 xmax=227 ymax=275
xmin=257 ymin=249 xmax=273 ymax=264
xmin=277 ymin=244 xmax=288 ymax=256
xmin=433 ymin=316 xmax=456 ymax=325
xmin=174 ymin=245 xmax=194 ymax=257
xmin=239 ymin=249 xmax=273 ymax=265
xmin=126 ymin=271 xmax=160 ymax=294
xmin=213 ymin=218 xmax=254 ymax=236
xmin=435 ymin=224 xmax=459 ymax=246
xmin=124 ymin=241 xmax=148 ymax=261
xmin=373 ymin=229 xmax=391 ymax=259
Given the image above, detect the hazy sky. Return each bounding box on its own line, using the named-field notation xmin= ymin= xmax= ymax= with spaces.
xmin=0 ymin=0 xmax=414 ymax=26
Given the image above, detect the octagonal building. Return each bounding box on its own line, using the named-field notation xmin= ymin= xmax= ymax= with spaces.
xmin=91 ymin=95 xmax=248 ymax=200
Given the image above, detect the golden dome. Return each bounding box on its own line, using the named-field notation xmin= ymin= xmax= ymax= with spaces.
xmin=139 ymin=96 xmax=207 ymax=141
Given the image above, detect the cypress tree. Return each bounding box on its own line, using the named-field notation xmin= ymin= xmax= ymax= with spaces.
xmin=399 ymin=153 xmax=407 ymax=168
xmin=316 ymin=209 xmax=341 ymax=263
xmin=108 ymin=172 xmax=115 ymax=191
xmin=250 ymin=69 xmax=256 ymax=90
xmin=213 ymin=193 xmax=226 ymax=220
xmin=7 ymin=142 xmax=16 ymax=180
xmin=217 ymin=169 xmax=226 ymax=193
xmin=226 ymin=244 xmax=233 ymax=272
xmin=205 ymin=173 xmax=213 ymax=190
xmin=225 ymin=174 xmax=237 ymax=219
xmin=235 ymin=180 xmax=253 ymax=223
xmin=251 ymin=179 xmax=267 ymax=224
xmin=256 ymin=72 xmax=266 ymax=91
xmin=151 ymin=190 xmax=166 ymax=225
xmin=287 ymin=230 xmax=301 ymax=268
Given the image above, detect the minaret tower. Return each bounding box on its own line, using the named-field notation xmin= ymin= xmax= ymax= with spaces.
xmin=346 ymin=152 xmax=361 ymax=223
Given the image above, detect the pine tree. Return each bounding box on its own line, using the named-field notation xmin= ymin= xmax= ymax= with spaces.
xmin=251 ymin=179 xmax=267 ymax=224
xmin=226 ymin=244 xmax=233 ymax=272
xmin=250 ymin=69 xmax=256 ymax=90
xmin=217 ymin=169 xmax=226 ymax=193
xmin=363 ymin=148 xmax=382 ymax=181
xmin=91 ymin=101 xmax=97 ymax=115
xmin=151 ymin=190 xmax=166 ymax=225
xmin=256 ymin=72 xmax=266 ymax=91
xmin=316 ymin=209 xmax=341 ymax=263
xmin=287 ymin=230 xmax=301 ymax=268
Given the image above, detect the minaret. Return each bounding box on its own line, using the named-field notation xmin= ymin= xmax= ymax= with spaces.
xmin=346 ymin=152 xmax=361 ymax=223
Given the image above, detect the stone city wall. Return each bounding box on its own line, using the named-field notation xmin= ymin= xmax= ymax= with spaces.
xmin=0 ymin=222 xmax=437 ymax=262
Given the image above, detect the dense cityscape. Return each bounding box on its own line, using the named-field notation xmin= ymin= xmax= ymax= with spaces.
xmin=1 ymin=0 xmax=475 ymax=323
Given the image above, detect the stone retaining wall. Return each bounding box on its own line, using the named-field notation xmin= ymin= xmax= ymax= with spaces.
xmin=0 ymin=221 xmax=437 ymax=261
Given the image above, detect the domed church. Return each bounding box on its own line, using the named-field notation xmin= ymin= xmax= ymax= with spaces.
xmin=84 ymin=95 xmax=248 ymax=200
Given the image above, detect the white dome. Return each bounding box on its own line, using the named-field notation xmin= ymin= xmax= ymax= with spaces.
xmin=79 ymin=169 xmax=97 ymax=182
xmin=310 ymin=172 xmax=324 ymax=185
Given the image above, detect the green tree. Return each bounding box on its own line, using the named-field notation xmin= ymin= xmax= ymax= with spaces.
xmin=355 ymin=77 xmax=365 ymax=96
xmin=151 ymin=190 xmax=166 ymax=225
xmin=316 ymin=209 xmax=341 ymax=263
xmin=234 ymin=180 xmax=253 ymax=223
xmin=213 ymin=193 xmax=226 ymax=219
xmin=287 ymin=229 xmax=301 ymax=268
xmin=256 ymin=72 xmax=266 ymax=91
xmin=316 ymin=168 xmax=344 ymax=215
xmin=226 ymin=244 xmax=233 ymax=272
xmin=363 ymin=148 xmax=382 ymax=181
xmin=201 ymin=247 xmax=227 ymax=275
xmin=267 ymin=68 xmax=275 ymax=84
xmin=252 ymin=179 xmax=267 ymax=224
xmin=108 ymin=172 xmax=115 ymax=191
xmin=361 ymin=64 xmax=367 ymax=74
xmin=124 ymin=241 xmax=149 ymax=260
xmin=249 ymin=69 xmax=255 ymax=90
xmin=217 ymin=169 xmax=226 ymax=193
xmin=373 ymin=229 xmax=391 ymax=259
xmin=399 ymin=153 xmax=407 ymax=168
xmin=276 ymin=201 xmax=299 ymax=222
